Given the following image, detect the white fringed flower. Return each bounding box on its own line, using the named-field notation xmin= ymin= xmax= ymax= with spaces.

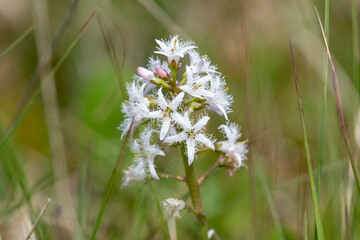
xmin=149 ymin=88 xmax=185 ymax=140
xmin=165 ymin=112 xmax=215 ymax=165
xmin=118 ymin=82 xmax=150 ymax=139
xmin=180 ymin=66 xmax=214 ymax=99
xmin=188 ymin=50 xmax=218 ymax=75
xmin=162 ymin=198 xmax=185 ymax=218
xmin=218 ymin=122 xmax=248 ymax=174
xmin=154 ymin=35 xmax=197 ymax=67
xmin=204 ymin=75 xmax=233 ymax=120
xmin=130 ymin=129 xmax=165 ymax=180
xmin=121 ymin=164 xmax=147 ymax=189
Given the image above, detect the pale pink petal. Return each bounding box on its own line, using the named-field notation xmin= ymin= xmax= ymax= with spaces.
xmin=214 ymin=103 xmax=228 ymax=120
xmin=137 ymin=67 xmax=155 ymax=81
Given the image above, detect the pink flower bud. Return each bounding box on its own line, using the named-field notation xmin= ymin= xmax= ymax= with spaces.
xmin=137 ymin=67 xmax=155 ymax=80
xmin=155 ymin=67 xmax=170 ymax=79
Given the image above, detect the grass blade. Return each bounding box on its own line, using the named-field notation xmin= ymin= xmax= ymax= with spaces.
xmin=317 ymin=0 xmax=329 ymax=200
xmin=90 ymin=133 xmax=130 ymax=240
xmin=315 ymin=1 xmax=329 ymax=238
xmin=14 ymin=0 xmax=79 ymax=124
xmin=315 ymin=7 xmax=360 ymax=192
xmin=137 ymin=0 xmax=190 ymax=39
xmin=149 ymin=182 xmax=170 ymax=240
xmin=304 ymin=207 xmax=308 ymax=240
xmin=0 ymin=24 xmax=34 ymax=60
xmin=290 ymin=40 xmax=324 ymax=240
xmin=25 ymin=198 xmax=51 ymax=240
xmin=255 ymin=159 xmax=285 ymax=240
xmin=96 ymin=12 xmax=126 ymax=100
xmin=352 ymin=0 xmax=359 ymax=90
xmin=0 ymin=8 xmax=98 ymax=154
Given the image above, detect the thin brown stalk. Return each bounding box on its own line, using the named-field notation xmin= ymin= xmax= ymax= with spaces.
xmin=315 ymin=7 xmax=360 ymax=191
xmin=239 ymin=1 xmax=256 ymax=238
xmin=33 ymin=0 xmax=78 ymax=235
xmin=96 ymin=12 xmax=126 ymax=99
xmin=290 ymin=40 xmax=324 ymax=239
xmin=25 ymin=198 xmax=51 ymax=240
xmin=157 ymin=172 xmax=186 ymax=182
xmin=197 ymin=160 xmax=220 ymax=185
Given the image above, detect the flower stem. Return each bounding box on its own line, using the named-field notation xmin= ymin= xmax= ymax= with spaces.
xmin=181 ymin=143 xmax=208 ymax=239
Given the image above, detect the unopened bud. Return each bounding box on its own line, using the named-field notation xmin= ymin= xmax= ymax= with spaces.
xmin=137 ymin=67 xmax=155 ymax=81
xmin=155 ymin=67 xmax=170 ymax=80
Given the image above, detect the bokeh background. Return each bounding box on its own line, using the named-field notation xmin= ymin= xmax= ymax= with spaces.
xmin=0 ymin=0 xmax=359 ymax=239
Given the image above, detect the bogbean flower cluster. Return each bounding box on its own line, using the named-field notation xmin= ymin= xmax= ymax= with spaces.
xmin=118 ymin=35 xmax=248 ymax=198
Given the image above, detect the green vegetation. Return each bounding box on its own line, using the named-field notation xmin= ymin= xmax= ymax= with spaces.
xmin=0 ymin=0 xmax=359 ymax=239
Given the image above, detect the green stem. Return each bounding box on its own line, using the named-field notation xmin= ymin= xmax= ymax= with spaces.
xmin=315 ymin=1 xmax=329 ymax=238
xmin=352 ymin=0 xmax=359 ymax=91
xmin=172 ymin=69 xmax=177 ymax=91
xmin=181 ymin=143 xmax=207 ymax=239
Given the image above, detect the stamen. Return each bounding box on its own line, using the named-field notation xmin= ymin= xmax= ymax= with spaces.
xmin=134 ymin=153 xmax=149 ymax=157
xmin=222 ymin=87 xmax=229 ymax=93
xmin=125 ymin=101 xmax=135 ymax=105
xmin=170 ymin=39 xmax=177 ymax=52
xmin=192 ymin=83 xmax=203 ymax=90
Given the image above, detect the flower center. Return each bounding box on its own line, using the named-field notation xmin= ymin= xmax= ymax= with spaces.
xmin=170 ymin=39 xmax=177 ymax=52
xmin=187 ymin=131 xmax=196 ymax=137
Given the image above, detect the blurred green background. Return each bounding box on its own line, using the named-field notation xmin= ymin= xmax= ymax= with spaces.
xmin=0 ymin=0 xmax=360 ymax=239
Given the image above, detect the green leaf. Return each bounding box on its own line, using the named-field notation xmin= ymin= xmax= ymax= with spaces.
xmin=0 ymin=24 xmax=34 ymax=60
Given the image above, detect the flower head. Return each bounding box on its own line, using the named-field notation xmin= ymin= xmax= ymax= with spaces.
xmin=154 ymin=35 xmax=197 ymax=69
xmin=165 ymin=112 xmax=215 ymax=165
xmin=162 ymin=198 xmax=185 ymax=218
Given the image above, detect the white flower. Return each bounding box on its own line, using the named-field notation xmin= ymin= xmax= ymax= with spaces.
xmin=204 ymin=75 xmax=233 ymax=120
xmin=118 ymin=82 xmax=151 ymax=139
xmin=121 ymin=163 xmax=147 ymax=189
xmin=164 ymin=112 xmax=215 ymax=165
xmin=154 ymin=35 xmax=197 ymax=67
xmin=180 ymin=66 xmax=215 ymax=99
xmin=188 ymin=50 xmax=218 ymax=75
xmin=218 ymin=122 xmax=248 ymax=172
xmin=149 ymin=88 xmax=185 ymax=140
xmin=162 ymin=198 xmax=185 ymax=218
xmin=130 ymin=129 xmax=165 ymax=180
xmin=207 ymin=229 xmax=216 ymax=239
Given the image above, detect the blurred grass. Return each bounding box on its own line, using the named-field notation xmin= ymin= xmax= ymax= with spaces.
xmin=0 ymin=0 xmax=359 ymax=239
